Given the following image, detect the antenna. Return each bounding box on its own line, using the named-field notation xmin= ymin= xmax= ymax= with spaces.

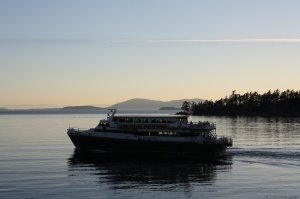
xmin=107 ymin=108 xmax=117 ymax=117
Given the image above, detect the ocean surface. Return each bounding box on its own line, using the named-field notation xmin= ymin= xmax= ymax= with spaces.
xmin=0 ymin=112 xmax=300 ymax=199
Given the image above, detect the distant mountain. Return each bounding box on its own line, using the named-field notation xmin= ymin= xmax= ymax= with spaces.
xmin=107 ymin=98 xmax=204 ymax=110
xmin=0 ymin=98 xmax=204 ymax=113
xmin=0 ymin=106 xmax=105 ymax=114
xmin=159 ymin=107 xmax=180 ymax=110
xmin=164 ymin=99 xmax=204 ymax=108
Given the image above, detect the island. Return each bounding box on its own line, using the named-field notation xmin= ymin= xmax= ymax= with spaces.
xmin=180 ymin=89 xmax=300 ymax=117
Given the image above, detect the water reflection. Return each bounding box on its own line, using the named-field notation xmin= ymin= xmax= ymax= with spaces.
xmin=191 ymin=116 xmax=300 ymax=148
xmin=68 ymin=150 xmax=232 ymax=190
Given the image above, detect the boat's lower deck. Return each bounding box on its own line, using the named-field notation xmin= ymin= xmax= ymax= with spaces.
xmin=67 ymin=129 xmax=230 ymax=155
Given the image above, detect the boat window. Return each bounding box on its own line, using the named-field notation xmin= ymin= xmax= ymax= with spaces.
xmin=151 ymin=119 xmax=156 ymax=123
xmin=158 ymin=119 xmax=162 ymax=123
xmin=118 ymin=118 xmax=125 ymax=122
xmin=143 ymin=119 xmax=148 ymax=123
xmin=136 ymin=119 xmax=141 ymax=123
xmin=125 ymin=118 xmax=133 ymax=123
xmin=179 ymin=118 xmax=187 ymax=123
xmin=167 ymin=119 xmax=174 ymax=123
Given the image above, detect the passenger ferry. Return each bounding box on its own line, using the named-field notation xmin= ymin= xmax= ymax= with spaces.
xmin=67 ymin=109 xmax=232 ymax=155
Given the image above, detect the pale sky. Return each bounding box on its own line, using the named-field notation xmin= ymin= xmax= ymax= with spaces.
xmin=1 ymin=0 xmax=300 ymax=108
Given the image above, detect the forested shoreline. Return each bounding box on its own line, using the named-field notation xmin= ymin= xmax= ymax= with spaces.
xmin=181 ymin=90 xmax=300 ymax=117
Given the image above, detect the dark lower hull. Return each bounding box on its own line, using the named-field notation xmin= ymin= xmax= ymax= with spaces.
xmin=68 ymin=134 xmax=228 ymax=156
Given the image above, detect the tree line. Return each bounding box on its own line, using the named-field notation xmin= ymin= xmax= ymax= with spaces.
xmin=181 ymin=89 xmax=300 ymax=117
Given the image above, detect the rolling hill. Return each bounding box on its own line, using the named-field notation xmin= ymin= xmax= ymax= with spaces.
xmin=107 ymin=98 xmax=204 ymax=110
xmin=0 ymin=98 xmax=204 ymax=113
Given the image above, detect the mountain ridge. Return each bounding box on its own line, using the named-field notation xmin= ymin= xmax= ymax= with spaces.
xmin=0 ymin=98 xmax=204 ymax=112
xmin=107 ymin=98 xmax=204 ymax=110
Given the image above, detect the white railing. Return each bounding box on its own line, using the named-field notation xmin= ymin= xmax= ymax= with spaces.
xmin=188 ymin=122 xmax=216 ymax=129
xmin=68 ymin=127 xmax=89 ymax=132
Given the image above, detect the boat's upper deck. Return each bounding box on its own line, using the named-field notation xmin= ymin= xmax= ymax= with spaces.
xmin=112 ymin=114 xmax=188 ymax=118
xmin=95 ymin=110 xmax=215 ymax=131
xmin=111 ymin=115 xmax=188 ymax=124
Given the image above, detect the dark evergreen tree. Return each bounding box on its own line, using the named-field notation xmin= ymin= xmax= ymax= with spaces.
xmin=181 ymin=101 xmax=191 ymax=111
xmin=184 ymin=89 xmax=300 ymax=117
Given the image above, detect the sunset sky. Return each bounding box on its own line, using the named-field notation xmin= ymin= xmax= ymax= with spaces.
xmin=1 ymin=0 xmax=300 ymax=108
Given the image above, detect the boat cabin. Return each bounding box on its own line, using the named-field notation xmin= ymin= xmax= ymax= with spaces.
xmin=107 ymin=115 xmax=187 ymax=129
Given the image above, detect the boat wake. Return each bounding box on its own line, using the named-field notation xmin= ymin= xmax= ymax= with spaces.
xmin=227 ymin=147 xmax=300 ymax=167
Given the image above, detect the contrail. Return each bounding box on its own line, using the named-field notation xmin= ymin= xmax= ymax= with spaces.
xmin=2 ymin=38 xmax=300 ymax=43
xmin=102 ymin=38 xmax=300 ymax=43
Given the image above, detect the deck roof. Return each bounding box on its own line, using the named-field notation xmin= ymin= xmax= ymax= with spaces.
xmin=113 ymin=114 xmax=188 ymax=118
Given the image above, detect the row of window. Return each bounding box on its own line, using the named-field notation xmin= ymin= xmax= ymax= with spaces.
xmin=158 ymin=132 xmax=177 ymax=135
xmin=113 ymin=117 xmax=187 ymax=124
xmin=118 ymin=124 xmax=169 ymax=129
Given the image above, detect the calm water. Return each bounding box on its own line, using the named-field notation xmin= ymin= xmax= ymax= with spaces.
xmin=0 ymin=113 xmax=300 ymax=199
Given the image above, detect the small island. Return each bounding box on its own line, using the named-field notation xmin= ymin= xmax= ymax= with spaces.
xmin=0 ymin=106 xmax=105 ymax=114
xmin=60 ymin=106 xmax=105 ymax=111
xmin=180 ymin=89 xmax=300 ymax=117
